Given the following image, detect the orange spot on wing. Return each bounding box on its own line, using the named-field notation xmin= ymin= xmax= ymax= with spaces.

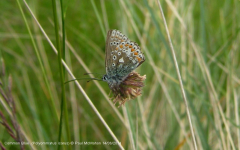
xmin=131 ymin=48 xmax=135 ymax=52
xmin=134 ymin=52 xmax=138 ymax=55
xmin=136 ymin=57 xmax=142 ymax=62
xmin=120 ymin=45 xmax=123 ymax=48
xmin=129 ymin=45 xmax=133 ymax=48
xmin=125 ymin=44 xmax=129 ymax=47
xmin=116 ymin=47 xmax=119 ymax=50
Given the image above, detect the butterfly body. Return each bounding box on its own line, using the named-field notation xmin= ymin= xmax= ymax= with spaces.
xmin=102 ymin=29 xmax=146 ymax=105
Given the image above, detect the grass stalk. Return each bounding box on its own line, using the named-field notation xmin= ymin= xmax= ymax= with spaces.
xmin=156 ymin=0 xmax=198 ymax=149
xmin=51 ymin=0 xmax=71 ymax=149
xmin=18 ymin=0 xmax=59 ymax=121
xmin=19 ymin=1 xmax=124 ymax=149
xmin=1 ymin=0 xmax=239 ymax=149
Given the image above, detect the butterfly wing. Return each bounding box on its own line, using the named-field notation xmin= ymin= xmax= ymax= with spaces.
xmin=105 ymin=29 xmax=145 ymax=79
xmin=105 ymin=30 xmax=115 ymax=74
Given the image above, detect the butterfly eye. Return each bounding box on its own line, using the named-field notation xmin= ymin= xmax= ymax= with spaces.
xmin=116 ymin=42 xmax=119 ymax=45
xmin=118 ymin=52 xmax=121 ymax=55
xmin=112 ymin=63 xmax=115 ymax=66
xmin=113 ymin=55 xmax=117 ymax=60
xmin=102 ymin=75 xmax=108 ymax=81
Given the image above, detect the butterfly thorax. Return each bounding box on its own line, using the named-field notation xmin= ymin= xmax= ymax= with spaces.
xmin=102 ymin=74 xmax=126 ymax=88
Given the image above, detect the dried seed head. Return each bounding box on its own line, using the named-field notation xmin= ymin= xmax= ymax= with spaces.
xmin=110 ymin=71 xmax=146 ymax=107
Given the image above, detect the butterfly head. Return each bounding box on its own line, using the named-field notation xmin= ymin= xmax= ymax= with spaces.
xmin=102 ymin=74 xmax=108 ymax=82
xmin=102 ymin=73 xmax=124 ymax=89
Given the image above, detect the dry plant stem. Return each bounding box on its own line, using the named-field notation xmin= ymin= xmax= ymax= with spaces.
xmin=0 ymin=111 xmax=15 ymax=139
xmin=138 ymin=100 xmax=156 ymax=150
xmin=1 ymin=58 xmax=5 ymax=77
xmin=7 ymin=76 xmax=22 ymax=146
xmin=51 ymin=20 xmax=126 ymax=127
xmin=123 ymin=107 xmax=135 ymax=150
xmin=66 ymin=51 xmax=80 ymax=150
xmin=0 ymin=95 xmax=36 ymax=149
xmin=135 ymin=108 xmax=138 ymax=150
xmin=207 ymin=54 xmax=240 ymax=84
xmin=22 ymin=1 xmax=124 ymax=149
xmin=18 ymin=0 xmax=59 ymax=121
xmin=0 ymin=142 xmax=6 ymax=150
xmin=0 ymin=76 xmax=24 ymax=150
xmin=234 ymin=90 xmax=240 ymax=149
xmin=61 ymin=59 xmax=124 ymax=150
xmin=78 ymin=108 xmax=112 ymax=150
xmin=232 ymin=42 xmax=240 ymax=150
xmin=156 ymin=0 xmax=198 ymax=150
xmin=166 ymin=0 xmax=235 ymax=148
xmin=100 ymin=0 xmax=109 ymax=31
xmin=120 ymin=0 xmax=192 ymax=148
xmin=119 ymin=1 xmax=160 ymax=149
xmin=227 ymin=71 xmax=231 ymax=149
xmin=65 ymin=41 xmax=127 ymax=127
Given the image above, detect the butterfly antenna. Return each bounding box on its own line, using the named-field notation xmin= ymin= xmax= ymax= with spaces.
xmin=65 ymin=78 xmax=102 ymax=84
xmin=84 ymin=72 xmax=104 ymax=76
xmin=86 ymin=78 xmax=102 ymax=82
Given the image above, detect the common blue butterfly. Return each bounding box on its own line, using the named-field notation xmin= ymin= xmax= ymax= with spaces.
xmin=102 ymin=30 xmax=146 ymax=106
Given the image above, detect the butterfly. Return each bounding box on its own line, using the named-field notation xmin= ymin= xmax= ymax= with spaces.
xmin=102 ymin=29 xmax=146 ymax=106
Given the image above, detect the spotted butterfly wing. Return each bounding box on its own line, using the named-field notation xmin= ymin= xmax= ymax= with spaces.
xmin=105 ymin=29 xmax=145 ymax=81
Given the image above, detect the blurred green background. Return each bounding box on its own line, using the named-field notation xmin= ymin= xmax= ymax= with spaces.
xmin=0 ymin=0 xmax=240 ymax=149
